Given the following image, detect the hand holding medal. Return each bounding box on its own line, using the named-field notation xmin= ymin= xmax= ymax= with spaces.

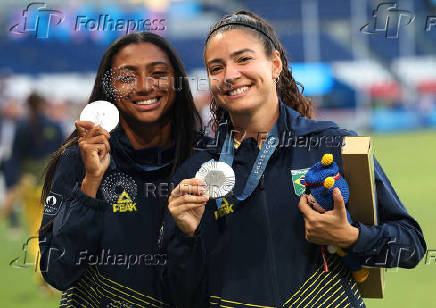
xmin=76 ymin=101 xmax=119 ymax=197
xmin=168 ymin=161 xmax=235 ymax=237
xmin=195 ymin=161 xmax=235 ymax=199
xmin=168 ymin=178 xmax=210 ymax=237
xmin=79 ymin=100 xmax=119 ymax=132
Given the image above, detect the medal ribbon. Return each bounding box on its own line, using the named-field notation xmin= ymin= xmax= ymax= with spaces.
xmin=216 ymin=122 xmax=279 ymax=209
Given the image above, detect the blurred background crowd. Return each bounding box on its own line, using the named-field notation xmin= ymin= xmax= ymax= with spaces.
xmin=0 ymin=0 xmax=435 ymax=307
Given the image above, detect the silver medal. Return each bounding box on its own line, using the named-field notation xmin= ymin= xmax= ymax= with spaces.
xmin=79 ymin=100 xmax=119 ymax=132
xmin=195 ymin=161 xmax=235 ymax=199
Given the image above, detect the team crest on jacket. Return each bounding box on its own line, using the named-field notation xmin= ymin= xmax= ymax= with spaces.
xmin=44 ymin=192 xmax=63 ymax=216
xmin=101 ymin=172 xmax=138 ymax=213
xmin=290 ymin=168 xmax=310 ymax=196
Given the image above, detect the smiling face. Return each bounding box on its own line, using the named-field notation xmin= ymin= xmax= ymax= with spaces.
xmin=110 ymin=42 xmax=175 ymax=126
xmin=204 ymin=29 xmax=282 ymax=116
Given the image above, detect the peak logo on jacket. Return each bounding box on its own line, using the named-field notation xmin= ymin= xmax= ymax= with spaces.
xmin=112 ymin=190 xmax=137 ymax=213
xmin=101 ymin=171 xmax=138 ymax=213
xmin=214 ymin=197 xmax=234 ymax=220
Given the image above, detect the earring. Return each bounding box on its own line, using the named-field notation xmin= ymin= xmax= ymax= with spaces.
xmin=274 ymin=76 xmax=279 ymax=84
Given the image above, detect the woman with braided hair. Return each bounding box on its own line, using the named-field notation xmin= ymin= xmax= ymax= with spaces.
xmin=165 ymin=11 xmax=426 ymax=308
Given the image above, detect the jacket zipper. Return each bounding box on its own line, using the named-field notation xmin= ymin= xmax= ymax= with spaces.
xmin=260 ymin=174 xmax=281 ymax=307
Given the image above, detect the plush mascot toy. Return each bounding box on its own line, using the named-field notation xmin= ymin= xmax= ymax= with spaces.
xmin=303 ymin=153 xmax=369 ymax=283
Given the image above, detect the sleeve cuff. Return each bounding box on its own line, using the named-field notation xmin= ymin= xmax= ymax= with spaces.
xmin=175 ymin=219 xmax=202 ymax=245
xmin=345 ymin=222 xmax=376 ymax=255
xmin=70 ymin=184 xmax=109 ymax=211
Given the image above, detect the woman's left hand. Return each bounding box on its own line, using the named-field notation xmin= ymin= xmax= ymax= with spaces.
xmin=298 ymin=188 xmax=359 ymax=248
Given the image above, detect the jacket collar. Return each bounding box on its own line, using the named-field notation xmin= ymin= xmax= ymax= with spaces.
xmin=109 ymin=125 xmax=175 ymax=174
xmin=212 ymin=101 xmax=338 ymax=154
xmin=277 ymin=101 xmax=338 ymax=136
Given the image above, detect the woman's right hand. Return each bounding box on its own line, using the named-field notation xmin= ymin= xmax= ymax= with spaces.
xmin=168 ymin=178 xmax=209 ymax=237
xmin=75 ymin=121 xmax=111 ymax=197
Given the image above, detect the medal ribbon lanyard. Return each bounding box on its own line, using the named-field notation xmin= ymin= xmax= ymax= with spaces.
xmin=216 ymin=122 xmax=279 ymax=209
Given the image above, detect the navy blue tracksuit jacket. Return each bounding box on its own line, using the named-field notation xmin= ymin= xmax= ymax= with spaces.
xmin=39 ymin=125 xmax=176 ymax=307
xmin=164 ymin=102 xmax=426 ymax=308
xmin=3 ymin=115 xmax=64 ymax=188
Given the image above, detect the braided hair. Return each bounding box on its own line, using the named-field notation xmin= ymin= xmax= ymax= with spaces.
xmin=204 ymin=10 xmax=314 ymax=131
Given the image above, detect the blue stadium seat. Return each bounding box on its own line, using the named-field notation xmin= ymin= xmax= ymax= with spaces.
xmin=238 ymin=0 xmax=302 ymax=20
xmin=371 ymin=109 xmax=421 ymax=132
xmin=320 ymin=32 xmax=353 ymax=62
xmin=368 ymin=35 xmax=400 ymax=60
xmin=318 ymin=0 xmax=351 ymax=19
xmin=167 ymin=37 xmax=205 ymax=71
xmin=0 ymin=39 xmax=107 ymax=73
xmin=279 ymin=33 xmax=304 ymax=63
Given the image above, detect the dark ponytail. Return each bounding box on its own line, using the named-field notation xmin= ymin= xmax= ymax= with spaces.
xmin=205 ymin=10 xmax=314 ymax=132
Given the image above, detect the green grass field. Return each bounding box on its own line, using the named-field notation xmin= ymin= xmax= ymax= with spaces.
xmin=1 ymin=130 xmax=435 ymax=307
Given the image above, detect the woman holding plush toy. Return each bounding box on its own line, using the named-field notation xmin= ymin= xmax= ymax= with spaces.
xmin=165 ymin=11 xmax=426 ymax=308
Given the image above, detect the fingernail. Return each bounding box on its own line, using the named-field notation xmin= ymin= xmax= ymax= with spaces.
xmin=198 ymin=186 xmax=206 ymax=194
xmin=199 ymin=179 xmax=207 ymax=186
